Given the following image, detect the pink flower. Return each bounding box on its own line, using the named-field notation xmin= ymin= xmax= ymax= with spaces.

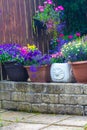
xmin=38 ymin=6 xmax=44 ymax=12
xmin=55 ymin=7 xmax=59 ymax=12
xmin=51 ymin=52 xmax=62 ymax=58
xmin=76 ymin=32 xmax=81 ymax=37
xmin=56 ymin=39 xmax=60 ymax=43
xmin=20 ymin=47 xmax=28 ymax=55
xmin=68 ymin=35 xmax=73 ymax=39
xmin=39 ymin=8 xmax=44 ymax=12
xmin=47 ymin=0 xmax=52 ymax=4
xmin=57 ymin=5 xmax=64 ymax=11
xmin=59 ymin=33 xmax=64 ymax=37
xmin=44 ymin=1 xmax=47 ymax=5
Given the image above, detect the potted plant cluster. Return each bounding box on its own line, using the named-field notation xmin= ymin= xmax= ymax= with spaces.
xmin=33 ymin=0 xmax=64 ymax=37
xmin=61 ymin=36 xmax=87 ymax=83
xmin=0 ymin=43 xmax=52 ymax=82
xmin=0 ymin=43 xmax=29 ymax=81
xmin=23 ymin=47 xmax=52 ymax=82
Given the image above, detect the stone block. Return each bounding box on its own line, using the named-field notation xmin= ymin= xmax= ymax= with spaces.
xmin=59 ymin=94 xmax=87 ymax=105
xmin=76 ymin=95 xmax=87 ymax=105
xmin=14 ymin=82 xmax=30 ymax=92
xmin=30 ymin=84 xmax=47 ymax=93
xmin=48 ymin=104 xmax=83 ymax=115
xmin=47 ymin=84 xmax=65 ymax=94
xmin=0 ymin=81 xmax=15 ymax=91
xmin=11 ymin=92 xmax=26 ymax=101
xmin=64 ymin=84 xmax=83 ymax=94
xmin=32 ymin=103 xmax=48 ymax=113
xmin=42 ymin=94 xmax=59 ymax=104
xmin=82 ymin=85 xmax=87 ymax=94
xmin=59 ymin=94 xmax=77 ymax=104
xmin=17 ymin=102 xmax=31 ymax=112
xmin=65 ymin=105 xmax=83 ymax=115
xmin=26 ymin=93 xmax=42 ymax=103
xmin=0 ymin=91 xmax=10 ymax=100
xmin=33 ymin=94 xmax=42 ymax=103
xmin=0 ymin=101 xmax=1 ymax=108
xmin=2 ymin=100 xmax=18 ymax=110
xmin=84 ymin=106 xmax=87 ymax=115
xmin=48 ymin=104 xmax=65 ymax=114
xmin=25 ymin=93 xmax=34 ymax=103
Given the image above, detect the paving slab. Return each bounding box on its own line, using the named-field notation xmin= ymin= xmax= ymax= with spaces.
xmin=0 ymin=109 xmax=7 ymax=113
xmin=21 ymin=114 xmax=71 ymax=124
xmin=42 ymin=125 xmax=84 ymax=130
xmin=1 ymin=123 xmax=47 ymax=130
xmin=0 ymin=121 xmax=13 ymax=127
xmin=0 ymin=111 xmax=36 ymax=122
xmin=56 ymin=116 xmax=87 ymax=127
xmin=0 ymin=110 xmax=87 ymax=130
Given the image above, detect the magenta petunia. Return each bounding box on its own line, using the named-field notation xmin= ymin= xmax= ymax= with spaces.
xmin=76 ymin=32 xmax=81 ymax=37
xmin=68 ymin=35 xmax=73 ymax=39
xmin=58 ymin=5 xmax=64 ymax=11
xmin=59 ymin=33 xmax=64 ymax=37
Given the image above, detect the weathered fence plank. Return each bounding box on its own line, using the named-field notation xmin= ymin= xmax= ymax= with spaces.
xmin=0 ymin=0 xmax=50 ymax=53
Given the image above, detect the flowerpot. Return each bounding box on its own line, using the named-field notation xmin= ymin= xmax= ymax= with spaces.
xmin=0 ymin=63 xmax=2 ymax=80
xmin=71 ymin=61 xmax=87 ymax=83
xmin=24 ymin=65 xmax=51 ymax=82
xmin=1 ymin=63 xmax=8 ymax=80
xmin=4 ymin=61 xmax=29 ymax=82
xmin=50 ymin=63 xmax=75 ymax=82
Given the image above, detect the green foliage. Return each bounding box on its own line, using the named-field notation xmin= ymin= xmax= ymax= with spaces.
xmin=84 ymin=124 xmax=87 ymax=130
xmin=53 ymin=0 xmax=87 ymax=35
xmin=51 ymin=56 xmax=64 ymax=63
xmin=61 ymin=37 xmax=87 ymax=62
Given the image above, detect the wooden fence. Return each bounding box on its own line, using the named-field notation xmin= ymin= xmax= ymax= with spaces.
xmin=0 ymin=0 xmax=50 ymax=53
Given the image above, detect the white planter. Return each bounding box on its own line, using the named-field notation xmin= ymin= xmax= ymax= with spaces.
xmin=50 ymin=63 xmax=75 ymax=82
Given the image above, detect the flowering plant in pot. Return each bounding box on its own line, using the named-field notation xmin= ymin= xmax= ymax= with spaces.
xmin=50 ymin=52 xmax=75 ymax=82
xmin=0 ymin=43 xmax=28 ymax=81
xmin=33 ymin=0 xmax=64 ymax=37
xmin=61 ymin=36 xmax=87 ymax=83
xmin=22 ymin=46 xmax=52 ymax=82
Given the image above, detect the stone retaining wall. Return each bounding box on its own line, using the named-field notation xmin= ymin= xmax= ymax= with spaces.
xmin=0 ymin=81 xmax=87 ymax=115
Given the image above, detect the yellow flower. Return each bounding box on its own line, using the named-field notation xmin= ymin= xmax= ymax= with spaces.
xmin=27 ymin=44 xmax=37 ymax=51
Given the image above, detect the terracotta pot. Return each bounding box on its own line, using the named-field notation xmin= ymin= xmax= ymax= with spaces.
xmin=71 ymin=61 xmax=87 ymax=83
xmin=24 ymin=65 xmax=51 ymax=82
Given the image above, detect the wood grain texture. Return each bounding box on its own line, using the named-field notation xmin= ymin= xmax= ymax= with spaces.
xmin=0 ymin=0 xmax=50 ymax=53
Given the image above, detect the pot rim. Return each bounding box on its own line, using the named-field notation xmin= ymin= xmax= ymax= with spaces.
xmin=69 ymin=60 xmax=87 ymax=65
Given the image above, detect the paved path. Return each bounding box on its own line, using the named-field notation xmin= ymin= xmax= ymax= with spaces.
xmin=0 ymin=109 xmax=87 ymax=130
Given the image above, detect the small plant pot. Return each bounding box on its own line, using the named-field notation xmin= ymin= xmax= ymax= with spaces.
xmin=1 ymin=63 xmax=8 ymax=80
xmin=24 ymin=65 xmax=51 ymax=82
xmin=4 ymin=61 xmax=29 ymax=82
xmin=71 ymin=61 xmax=87 ymax=83
xmin=50 ymin=63 xmax=75 ymax=83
